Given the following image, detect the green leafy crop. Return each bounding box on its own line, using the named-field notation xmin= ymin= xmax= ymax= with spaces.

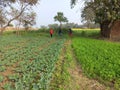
xmin=72 ymin=30 xmax=120 ymax=88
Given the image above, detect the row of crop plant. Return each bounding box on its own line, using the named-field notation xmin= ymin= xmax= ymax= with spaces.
xmin=72 ymin=37 xmax=120 ymax=89
xmin=0 ymin=33 xmax=66 ymax=90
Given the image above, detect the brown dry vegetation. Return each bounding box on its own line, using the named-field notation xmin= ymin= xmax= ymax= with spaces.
xmin=0 ymin=27 xmax=38 ymax=31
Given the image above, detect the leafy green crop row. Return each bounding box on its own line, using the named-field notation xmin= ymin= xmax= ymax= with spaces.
xmin=72 ymin=37 xmax=120 ymax=87
xmin=0 ymin=32 xmax=66 ymax=90
xmin=12 ymin=40 xmax=65 ymax=90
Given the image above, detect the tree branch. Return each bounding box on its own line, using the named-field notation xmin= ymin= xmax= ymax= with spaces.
xmin=3 ymin=3 xmax=29 ymax=28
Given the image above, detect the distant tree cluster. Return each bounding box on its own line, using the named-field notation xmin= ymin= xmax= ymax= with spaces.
xmin=40 ymin=22 xmax=99 ymax=31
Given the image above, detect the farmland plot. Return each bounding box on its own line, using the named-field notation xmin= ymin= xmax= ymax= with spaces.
xmin=0 ymin=32 xmax=65 ymax=90
xmin=72 ymin=36 xmax=120 ymax=89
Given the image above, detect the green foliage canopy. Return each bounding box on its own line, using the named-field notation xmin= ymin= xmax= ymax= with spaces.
xmin=54 ymin=12 xmax=68 ymax=25
xmin=71 ymin=0 xmax=120 ymax=24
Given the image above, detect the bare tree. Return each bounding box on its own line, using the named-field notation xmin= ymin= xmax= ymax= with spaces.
xmin=0 ymin=0 xmax=39 ymax=35
xmin=22 ymin=11 xmax=36 ymax=31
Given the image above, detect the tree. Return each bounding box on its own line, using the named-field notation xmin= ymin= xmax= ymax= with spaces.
xmin=71 ymin=0 xmax=120 ymax=38
xmin=48 ymin=24 xmax=59 ymax=29
xmin=14 ymin=11 xmax=36 ymax=35
xmin=0 ymin=8 xmax=7 ymax=28
xmin=62 ymin=23 xmax=79 ymax=28
xmin=22 ymin=12 xmax=36 ymax=31
xmin=40 ymin=25 xmax=48 ymax=29
xmin=71 ymin=0 xmax=95 ymax=28
xmin=70 ymin=0 xmax=77 ymax=8
xmin=54 ymin=12 xmax=68 ymax=29
xmin=8 ymin=23 xmax=14 ymax=27
xmin=0 ymin=0 xmax=39 ymax=34
xmin=81 ymin=5 xmax=95 ymax=28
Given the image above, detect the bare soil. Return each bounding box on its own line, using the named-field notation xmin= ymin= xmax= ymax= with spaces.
xmin=0 ymin=62 xmax=18 ymax=90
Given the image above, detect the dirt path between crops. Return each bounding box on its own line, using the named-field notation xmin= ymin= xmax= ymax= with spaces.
xmin=65 ymin=40 xmax=110 ymax=90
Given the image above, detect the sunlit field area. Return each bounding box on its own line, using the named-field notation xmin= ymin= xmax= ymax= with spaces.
xmin=0 ymin=30 xmax=120 ymax=90
xmin=0 ymin=31 xmax=65 ymax=90
xmin=72 ymin=30 xmax=120 ymax=89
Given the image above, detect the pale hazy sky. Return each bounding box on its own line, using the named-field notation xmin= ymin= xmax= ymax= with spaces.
xmin=33 ymin=0 xmax=84 ymax=27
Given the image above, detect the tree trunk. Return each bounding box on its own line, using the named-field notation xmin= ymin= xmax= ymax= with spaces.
xmin=16 ymin=27 xmax=20 ymax=35
xmin=26 ymin=27 xmax=29 ymax=31
xmin=0 ymin=27 xmax=5 ymax=35
xmin=60 ymin=22 xmax=62 ymax=29
xmin=100 ymin=20 xmax=112 ymax=38
xmin=16 ymin=23 xmax=22 ymax=36
xmin=100 ymin=23 xmax=104 ymax=37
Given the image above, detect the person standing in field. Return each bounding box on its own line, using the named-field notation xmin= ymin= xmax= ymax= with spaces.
xmin=68 ymin=28 xmax=72 ymax=37
xmin=49 ymin=28 xmax=54 ymax=37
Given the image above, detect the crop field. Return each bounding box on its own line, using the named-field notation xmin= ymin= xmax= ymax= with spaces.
xmin=72 ymin=30 xmax=120 ymax=88
xmin=0 ymin=31 xmax=65 ymax=90
xmin=0 ymin=30 xmax=120 ymax=90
